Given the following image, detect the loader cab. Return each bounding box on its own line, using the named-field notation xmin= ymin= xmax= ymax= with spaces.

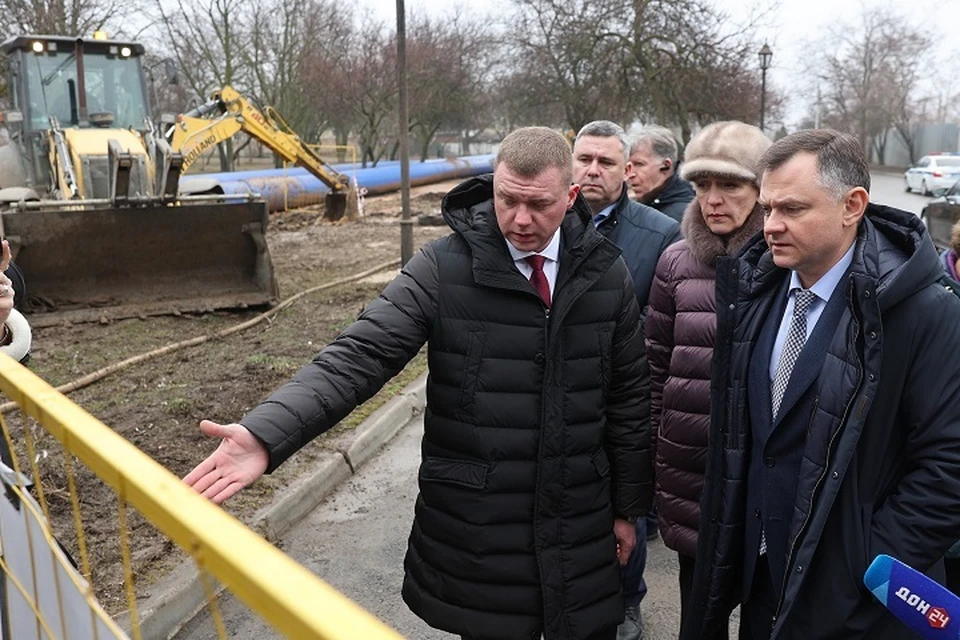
xmin=0 ymin=35 xmax=151 ymax=195
xmin=3 ymin=35 xmax=150 ymax=131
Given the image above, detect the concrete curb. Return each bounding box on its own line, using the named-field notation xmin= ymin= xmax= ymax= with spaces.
xmin=135 ymin=371 xmax=428 ymax=639
xmin=343 ymin=374 xmax=426 ymax=471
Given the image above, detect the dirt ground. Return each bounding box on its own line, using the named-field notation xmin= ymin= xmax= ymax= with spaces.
xmin=1 ymin=180 xmax=462 ymax=617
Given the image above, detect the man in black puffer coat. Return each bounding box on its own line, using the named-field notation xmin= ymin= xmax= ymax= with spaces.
xmin=185 ymin=127 xmax=653 ymax=640
xmin=685 ymin=130 xmax=960 ymax=640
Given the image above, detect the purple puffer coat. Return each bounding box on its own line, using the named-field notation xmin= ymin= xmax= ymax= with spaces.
xmin=644 ymin=199 xmax=763 ymax=557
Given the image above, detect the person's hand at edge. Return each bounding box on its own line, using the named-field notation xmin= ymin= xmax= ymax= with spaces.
xmin=183 ymin=420 xmax=269 ymax=504
xmin=0 ymin=240 xmax=15 ymax=327
xmin=614 ymin=517 xmax=637 ymax=566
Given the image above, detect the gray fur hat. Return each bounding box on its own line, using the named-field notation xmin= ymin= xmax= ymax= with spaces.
xmin=680 ymin=121 xmax=771 ymax=186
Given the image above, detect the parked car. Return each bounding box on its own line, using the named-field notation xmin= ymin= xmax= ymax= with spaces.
xmin=905 ymin=154 xmax=960 ymax=195
xmin=920 ymin=179 xmax=960 ymax=249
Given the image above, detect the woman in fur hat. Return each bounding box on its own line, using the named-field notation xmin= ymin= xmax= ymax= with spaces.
xmin=644 ymin=121 xmax=771 ymax=639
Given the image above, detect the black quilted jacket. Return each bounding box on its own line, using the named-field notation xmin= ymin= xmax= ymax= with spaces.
xmin=241 ymin=174 xmax=652 ymax=640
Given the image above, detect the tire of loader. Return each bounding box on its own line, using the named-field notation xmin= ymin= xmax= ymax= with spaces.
xmin=324 ymin=192 xmax=347 ymax=221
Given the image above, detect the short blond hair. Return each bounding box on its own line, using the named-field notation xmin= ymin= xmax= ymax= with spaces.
xmin=496 ymin=127 xmax=573 ymax=186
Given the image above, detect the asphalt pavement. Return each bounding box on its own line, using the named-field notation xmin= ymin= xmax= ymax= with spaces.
xmin=869 ymin=170 xmax=931 ymax=216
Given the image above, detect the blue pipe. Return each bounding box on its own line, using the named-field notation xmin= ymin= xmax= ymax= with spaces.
xmin=191 ymin=160 xmax=401 ymax=182
xmin=181 ymin=155 xmax=493 ymax=212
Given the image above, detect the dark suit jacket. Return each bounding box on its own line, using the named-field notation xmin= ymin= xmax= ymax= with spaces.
xmin=744 ymin=277 xmax=849 ymax=596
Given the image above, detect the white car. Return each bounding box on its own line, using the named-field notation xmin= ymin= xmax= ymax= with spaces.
xmin=904 ymin=154 xmax=960 ymax=195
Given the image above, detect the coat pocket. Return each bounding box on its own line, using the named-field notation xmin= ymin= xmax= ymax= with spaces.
xmin=597 ymin=329 xmax=612 ymax=392
xmin=420 ymin=456 xmax=490 ymax=490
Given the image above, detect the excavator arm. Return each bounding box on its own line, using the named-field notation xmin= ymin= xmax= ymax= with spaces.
xmin=166 ymin=86 xmax=355 ymax=218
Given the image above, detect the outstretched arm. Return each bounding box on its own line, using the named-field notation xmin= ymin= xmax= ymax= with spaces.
xmin=183 ymin=420 xmax=269 ymax=504
xmin=183 ymin=242 xmax=440 ymax=501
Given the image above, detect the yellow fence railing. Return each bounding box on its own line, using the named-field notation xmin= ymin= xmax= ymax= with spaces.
xmin=0 ymin=352 xmax=403 ymax=640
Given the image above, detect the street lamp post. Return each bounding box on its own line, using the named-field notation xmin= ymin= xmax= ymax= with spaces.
xmin=758 ymin=43 xmax=773 ymax=133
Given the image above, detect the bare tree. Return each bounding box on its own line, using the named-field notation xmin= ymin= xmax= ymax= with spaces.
xmin=813 ymin=8 xmax=931 ymax=159
xmin=406 ymin=10 xmax=494 ymax=161
xmin=345 ymin=16 xmax=396 ymax=166
xmin=0 ymin=0 xmax=127 ymax=35
xmin=151 ymin=0 xmax=251 ymax=170
xmin=506 ymin=0 xmax=634 ymax=131
xmin=289 ymin=1 xmax=358 ymax=161
xmin=626 ymin=0 xmax=779 ymax=143
xmin=501 ymin=0 xmax=778 ymax=142
xmin=246 ymin=0 xmax=346 ymax=155
xmin=487 ymin=70 xmax=565 ymax=138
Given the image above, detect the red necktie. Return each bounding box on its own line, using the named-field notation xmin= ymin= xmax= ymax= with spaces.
xmin=525 ymin=255 xmax=551 ymax=307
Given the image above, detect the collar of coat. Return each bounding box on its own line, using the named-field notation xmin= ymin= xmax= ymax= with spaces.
xmin=680 ymin=198 xmax=764 ymax=267
xmin=441 ymin=173 xmax=621 ymax=286
xmin=646 ymin=171 xmax=695 ymax=208
xmin=730 ymin=202 xmax=943 ymax=312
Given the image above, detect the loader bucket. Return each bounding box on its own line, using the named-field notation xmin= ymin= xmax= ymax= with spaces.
xmin=2 ymin=200 xmax=279 ymax=327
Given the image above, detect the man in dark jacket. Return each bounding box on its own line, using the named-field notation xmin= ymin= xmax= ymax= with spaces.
xmin=627 ymin=125 xmax=695 ymax=223
xmin=184 ymin=126 xmax=653 ymax=640
xmin=574 ymin=121 xmax=681 ymax=313
xmin=573 ymin=120 xmax=680 ymax=640
xmin=685 ymin=129 xmax=960 ymax=640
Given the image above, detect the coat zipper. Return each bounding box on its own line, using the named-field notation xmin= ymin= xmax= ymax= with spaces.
xmin=533 ymin=302 xmax=554 ymax=634
xmin=771 ymin=315 xmax=864 ymax=628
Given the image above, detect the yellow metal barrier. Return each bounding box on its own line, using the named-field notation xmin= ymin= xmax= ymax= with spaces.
xmin=0 ymin=352 xmax=403 ymax=640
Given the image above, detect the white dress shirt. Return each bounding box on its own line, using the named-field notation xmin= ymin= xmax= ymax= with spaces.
xmin=506 ymin=229 xmax=561 ymax=299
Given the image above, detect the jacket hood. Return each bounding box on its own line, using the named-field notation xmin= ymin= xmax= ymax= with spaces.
xmin=735 ymin=203 xmax=942 ymax=310
xmin=856 ymin=203 xmax=943 ymax=309
xmin=440 ymin=173 xmax=601 ymax=263
xmin=681 ymin=199 xmax=764 ymax=266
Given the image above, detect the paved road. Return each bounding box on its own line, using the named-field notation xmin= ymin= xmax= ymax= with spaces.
xmin=175 ymin=414 xmax=705 ymax=639
xmin=869 ymin=170 xmax=931 ymax=216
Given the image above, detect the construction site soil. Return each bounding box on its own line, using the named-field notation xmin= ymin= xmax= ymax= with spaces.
xmin=3 ymin=180 xmax=461 ymax=618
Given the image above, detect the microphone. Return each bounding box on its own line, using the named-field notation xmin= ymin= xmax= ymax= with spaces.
xmin=864 ymin=554 xmax=959 ymax=638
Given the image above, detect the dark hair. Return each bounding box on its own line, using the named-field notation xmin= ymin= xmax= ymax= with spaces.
xmin=496 ymin=126 xmax=573 ymax=185
xmin=759 ymin=129 xmax=870 ymax=198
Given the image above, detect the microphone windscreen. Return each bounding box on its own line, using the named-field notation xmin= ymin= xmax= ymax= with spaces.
xmin=864 ymin=554 xmax=959 ymax=639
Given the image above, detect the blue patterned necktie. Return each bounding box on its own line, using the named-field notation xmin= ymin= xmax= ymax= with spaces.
xmin=771 ymin=289 xmax=818 ymax=418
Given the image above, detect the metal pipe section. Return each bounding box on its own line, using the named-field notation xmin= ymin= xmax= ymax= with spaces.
xmin=188 ymin=160 xmax=401 ymax=183
xmin=179 ymin=155 xmax=494 ymax=212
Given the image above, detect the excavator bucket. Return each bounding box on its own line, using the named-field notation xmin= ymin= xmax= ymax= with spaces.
xmin=2 ymin=200 xmax=278 ymax=327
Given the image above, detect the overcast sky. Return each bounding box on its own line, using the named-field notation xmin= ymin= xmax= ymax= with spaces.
xmin=356 ymin=0 xmax=958 ymax=130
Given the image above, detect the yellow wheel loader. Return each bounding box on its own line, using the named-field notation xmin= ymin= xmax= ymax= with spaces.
xmin=0 ymin=35 xmax=279 ymax=327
